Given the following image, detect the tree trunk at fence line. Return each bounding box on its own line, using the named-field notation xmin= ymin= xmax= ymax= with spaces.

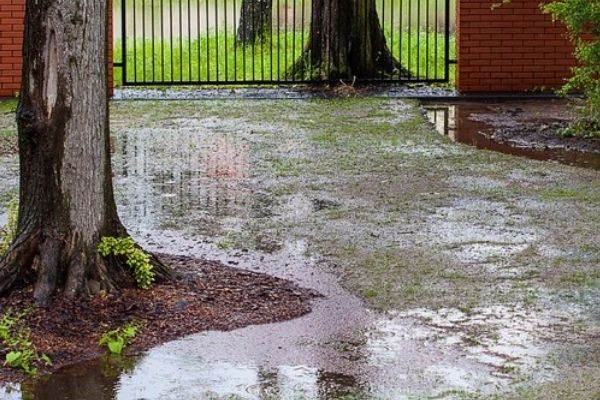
xmin=291 ymin=0 xmax=409 ymax=80
xmin=237 ymin=0 xmax=273 ymax=45
xmin=0 ymin=0 xmax=170 ymax=306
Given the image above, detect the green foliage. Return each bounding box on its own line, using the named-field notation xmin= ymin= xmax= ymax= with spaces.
xmin=0 ymin=198 xmax=18 ymax=257
xmin=0 ymin=311 xmax=51 ymax=376
xmin=98 ymin=323 xmax=139 ymax=355
xmin=542 ymin=0 xmax=600 ymax=137
xmin=98 ymin=237 xmax=155 ymax=289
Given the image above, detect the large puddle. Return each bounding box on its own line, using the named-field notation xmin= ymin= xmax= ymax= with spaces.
xmin=1 ymin=99 xmax=598 ymax=399
xmin=423 ymin=101 xmax=600 ymax=170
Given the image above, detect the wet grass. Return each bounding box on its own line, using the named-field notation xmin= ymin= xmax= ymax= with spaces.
xmin=113 ymin=31 xmax=455 ymax=85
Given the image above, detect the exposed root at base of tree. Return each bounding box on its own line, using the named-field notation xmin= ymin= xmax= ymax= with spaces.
xmin=0 ymin=231 xmax=174 ymax=307
xmin=0 ymin=254 xmax=320 ymax=384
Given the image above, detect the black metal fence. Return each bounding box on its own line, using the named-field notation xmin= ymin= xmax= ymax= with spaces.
xmin=113 ymin=0 xmax=456 ymax=86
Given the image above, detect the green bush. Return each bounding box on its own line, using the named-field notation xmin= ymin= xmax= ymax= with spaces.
xmin=98 ymin=237 xmax=155 ymax=289
xmin=543 ymin=0 xmax=600 ymax=137
xmin=0 ymin=199 xmax=18 ymax=257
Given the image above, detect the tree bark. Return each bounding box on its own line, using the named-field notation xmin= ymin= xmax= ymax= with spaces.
xmin=291 ymin=0 xmax=409 ymax=80
xmin=0 ymin=0 xmax=169 ymax=305
xmin=237 ymin=0 xmax=273 ymax=45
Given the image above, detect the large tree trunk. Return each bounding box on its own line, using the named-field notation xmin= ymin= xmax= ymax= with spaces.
xmin=0 ymin=0 xmax=168 ymax=305
xmin=291 ymin=0 xmax=409 ymax=80
xmin=237 ymin=0 xmax=273 ymax=45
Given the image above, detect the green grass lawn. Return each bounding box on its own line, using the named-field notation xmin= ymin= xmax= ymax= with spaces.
xmin=113 ymin=30 xmax=455 ymax=85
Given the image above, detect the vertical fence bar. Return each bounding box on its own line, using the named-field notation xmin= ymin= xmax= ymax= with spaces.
xmin=234 ymin=0 xmax=238 ymax=81
xmin=215 ymin=0 xmax=219 ymax=81
xmin=270 ymin=0 xmax=274 ymax=81
xmin=197 ymin=0 xmax=201 ymax=81
xmin=435 ymin=0 xmax=438 ymax=79
xmin=426 ymin=0 xmax=430 ymax=80
xmin=179 ymin=0 xmax=183 ymax=81
xmin=188 ymin=0 xmax=192 ymax=81
xmin=224 ymin=0 xmax=229 ymax=81
xmin=170 ymin=0 xmax=174 ymax=81
xmin=133 ymin=0 xmax=137 ymax=82
xmin=284 ymin=0 xmax=287 ymax=82
xmin=260 ymin=0 xmax=265 ymax=80
xmin=444 ymin=0 xmax=450 ymax=82
xmin=142 ymin=0 xmax=146 ymax=82
xmin=121 ymin=0 xmax=127 ymax=84
xmin=300 ymin=0 xmax=304 ymax=80
xmin=276 ymin=0 xmax=280 ymax=81
xmin=205 ymin=0 xmax=210 ymax=81
xmin=416 ymin=0 xmax=420 ymax=80
xmin=381 ymin=0 xmax=385 ymax=81
xmin=252 ymin=1 xmax=256 ymax=81
xmin=160 ymin=0 xmax=165 ymax=82
xmin=151 ymin=0 xmax=155 ymax=82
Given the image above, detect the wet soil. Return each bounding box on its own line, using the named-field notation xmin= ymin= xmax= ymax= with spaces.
xmin=0 ymin=254 xmax=317 ymax=384
xmin=424 ymin=99 xmax=600 ymax=169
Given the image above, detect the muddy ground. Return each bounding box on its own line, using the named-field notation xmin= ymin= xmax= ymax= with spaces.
xmin=0 ymin=97 xmax=599 ymax=399
xmin=0 ymin=255 xmax=317 ymax=384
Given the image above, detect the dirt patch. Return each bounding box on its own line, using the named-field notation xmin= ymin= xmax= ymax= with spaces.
xmin=473 ymin=102 xmax=600 ymax=154
xmin=0 ymin=254 xmax=319 ymax=384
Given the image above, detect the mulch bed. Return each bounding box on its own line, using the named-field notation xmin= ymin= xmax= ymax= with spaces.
xmin=0 ymin=254 xmax=320 ymax=384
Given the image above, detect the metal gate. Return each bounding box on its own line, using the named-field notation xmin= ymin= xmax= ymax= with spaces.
xmin=113 ymin=0 xmax=456 ymax=86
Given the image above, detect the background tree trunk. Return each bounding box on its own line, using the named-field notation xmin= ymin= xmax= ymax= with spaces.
xmin=0 ymin=0 xmax=167 ymax=305
xmin=292 ymin=0 xmax=409 ymax=80
xmin=237 ymin=0 xmax=273 ymax=45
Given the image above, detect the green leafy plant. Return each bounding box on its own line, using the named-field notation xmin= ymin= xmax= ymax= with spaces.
xmin=0 ymin=198 xmax=18 ymax=256
xmin=542 ymin=0 xmax=600 ymax=137
xmin=0 ymin=311 xmax=51 ymax=376
xmin=98 ymin=237 xmax=155 ymax=289
xmin=98 ymin=323 xmax=139 ymax=355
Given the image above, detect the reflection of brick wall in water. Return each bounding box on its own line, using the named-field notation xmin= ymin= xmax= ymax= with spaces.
xmin=457 ymin=0 xmax=576 ymax=92
xmin=0 ymin=0 xmax=113 ymax=98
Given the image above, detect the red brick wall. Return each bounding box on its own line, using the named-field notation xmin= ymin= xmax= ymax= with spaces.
xmin=0 ymin=0 xmax=24 ymax=98
xmin=457 ymin=0 xmax=576 ymax=92
xmin=0 ymin=0 xmax=113 ymax=98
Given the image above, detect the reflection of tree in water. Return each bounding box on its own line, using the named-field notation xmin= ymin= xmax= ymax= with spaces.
xmin=24 ymin=356 xmax=367 ymax=399
xmin=24 ymin=357 xmax=137 ymax=400
xmin=112 ymin=130 xmax=272 ymax=234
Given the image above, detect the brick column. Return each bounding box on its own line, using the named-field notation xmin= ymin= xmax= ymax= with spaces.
xmin=456 ymin=0 xmax=576 ymax=92
xmin=0 ymin=0 xmax=24 ymax=98
xmin=0 ymin=0 xmax=114 ymax=98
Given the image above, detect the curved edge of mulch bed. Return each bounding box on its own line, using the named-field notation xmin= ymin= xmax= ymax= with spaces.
xmin=0 ymin=254 xmax=321 ymax=384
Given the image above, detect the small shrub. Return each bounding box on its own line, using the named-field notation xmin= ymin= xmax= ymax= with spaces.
xmin=0 ymin=311 xmax=51 ymax=376
xmin=0 ymin=198 xmax=18 ymax=256
xmin=98 ymin=323 xmax=139 ymax=355
xmin=543 ymin=0 xmax=600 ymax=137
xmin=98 ymin=237 xmax=155 ymax=289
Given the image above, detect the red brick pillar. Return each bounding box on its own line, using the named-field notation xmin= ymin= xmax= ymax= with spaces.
xmin=0 ymin=0 xmax=114 ymax=98
xmin=456 ymin=0 xmax=576 ymax=92
xmin=0 ymin=0 xmax=24 ymax=98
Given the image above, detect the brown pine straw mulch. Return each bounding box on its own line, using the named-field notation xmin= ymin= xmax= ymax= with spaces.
xmin=0 ymin=254 xmax=320 ymax=383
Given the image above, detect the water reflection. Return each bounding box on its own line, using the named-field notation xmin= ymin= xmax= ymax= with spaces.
xmin=112 ymin=127 xmax=272 ymax=235
xmin=21 ymin=357 xmax=364 ymax=400
xmin=424 ymin=102 xmax=600 ymax=170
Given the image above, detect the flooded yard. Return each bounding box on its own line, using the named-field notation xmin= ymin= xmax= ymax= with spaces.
xmin=0 ymin=98 xmax=599 ymax=399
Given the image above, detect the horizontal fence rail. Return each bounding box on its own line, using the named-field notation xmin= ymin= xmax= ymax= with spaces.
xmin=114 ymin=0 xmax=456 ymax=86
